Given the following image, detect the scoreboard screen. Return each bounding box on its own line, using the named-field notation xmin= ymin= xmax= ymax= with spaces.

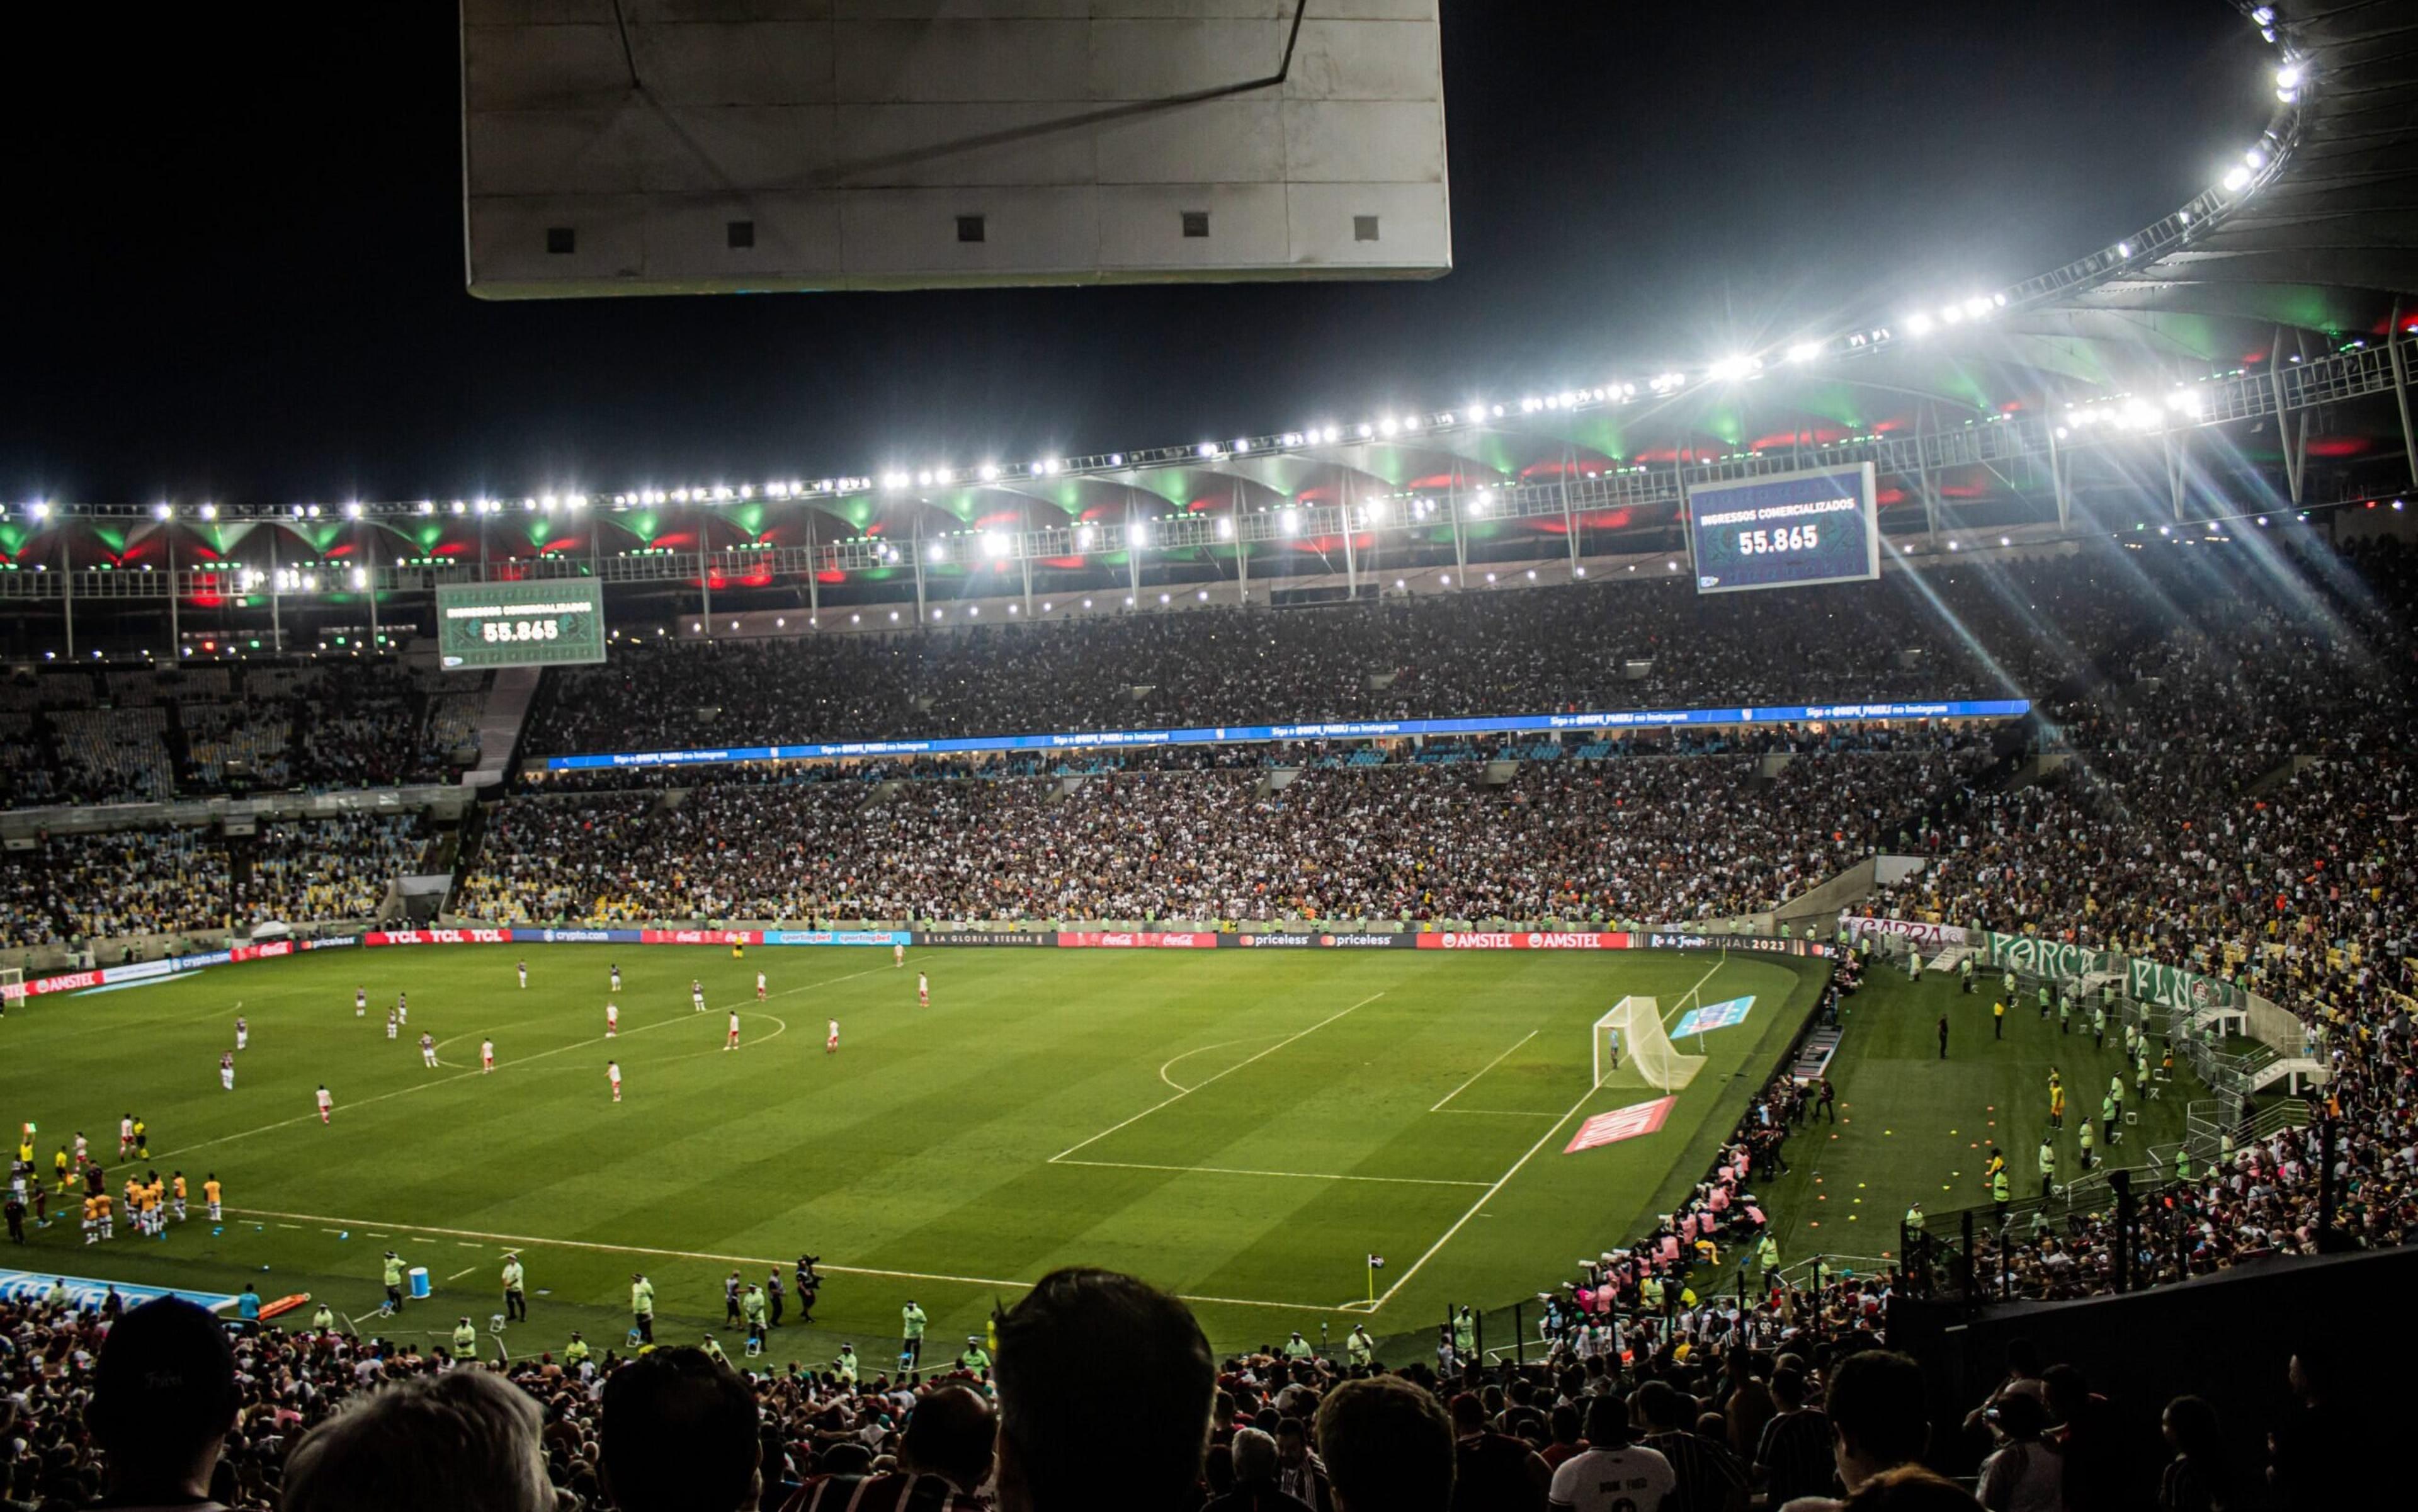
xmin=1685 ymin=462 xmax=1880 ymax=594
xmin=436 ymin=580 xmax=608 ymax=669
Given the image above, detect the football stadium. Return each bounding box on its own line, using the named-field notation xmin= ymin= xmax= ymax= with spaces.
xmin=3 ymin=3 xmax=2415 ymax=1509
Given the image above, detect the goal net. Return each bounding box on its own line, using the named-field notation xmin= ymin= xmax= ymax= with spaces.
xmin=0 ymin=969 xmax=20 ymax=1008
xmin=1594 ymin=996 xmax=1705 ymax=1094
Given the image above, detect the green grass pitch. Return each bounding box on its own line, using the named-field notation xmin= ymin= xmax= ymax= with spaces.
xmin=4 ymin=945 xmax=1831 ymax=1361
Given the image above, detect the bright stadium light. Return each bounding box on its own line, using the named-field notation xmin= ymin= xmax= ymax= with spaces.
xmin=2244 ymin=145 xmax=2267 ymax=169
xmin=2274 ymin=61 xmax=2302 ymax=91
xmin=1961 ymin=296 xmax=1991 ymax=320
xmin=152 ymin=502 xmax=173 ymax=520
xmin=1904 ymin=312 xmax=1935 ymax=337
xmin=980 ymin=532 xmax=1010 ymax=559
xmin=1216 ymin=516 xmax=1235 ymax=540
xmin=1706 ymin=355 xmax=1758 ymax=382
xmin=1128 ymin=523 xmax=1149 ymax=548
xmin=1280 ymin=508 xmax=1299 ymax=535
xmin=1197 ymin=442 xmax=1220 ymax=458
xmin=28 ymin=501 xmax=50 ymax=521
xmin=345 ymin=501 xmax=363 ymax=519
xmin=926 ymin=542 xmax=946 ymax=562
xmin=1786 ymin=341 xmax=1823 ymax=364
xmin=201 ymin=503 xmax=218 ymax=520
xmin=978 ymin=463 xmax=1000 ymax=481
xmin=1077 ymin=525 xmax=1097 ymax=549
xmin=2222 ymin=166 xmax=2252 ymax=191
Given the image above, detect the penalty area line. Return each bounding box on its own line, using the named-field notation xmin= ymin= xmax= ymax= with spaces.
xmin=220 ymin=1206 xmax=1327 ymax=1313
xmin=1366 ymin=956 xmax=1732 ymax=1313
xmin=1429 ymin=1029 xmax=1538 ymax=1111
xmin=1050 ymin=992 xmax=1387 ymax=1164
xmin=1053 ymin=1158 xmax=1488 ymax=1189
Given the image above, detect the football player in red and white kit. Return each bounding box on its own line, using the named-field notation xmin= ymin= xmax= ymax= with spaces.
xmin=605 ymin=1003 xmax=619 ymax=1037
xmin=608 ymin=1060 xmax=622 ymax=1103
xmin=894 ymin=942 xmax=905 ymax=969
xmin=481 ymin=1038 xmax=496 ymax=1073
xmin=755 ymin=971 xmax=766 ymax=1001
xmin=917 ymin=972 xmax=929 ymax=1007
xmin=725 ymin=1011 xmax=742 ymax=1050
xmin=826 ymin=1020 xmax=839 ymax=1054
xmin=316 ymin=1086 xmax=334 ymax=1124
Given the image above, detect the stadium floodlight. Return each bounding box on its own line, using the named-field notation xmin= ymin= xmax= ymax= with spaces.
xmin=1940 ymin=304 xmax=1964 ymax=326
xmin=1197 ymin=589 xmax=1208 ymax=601
xmin=1216 ymin=516 xmax=1235 ymax=540
xmin=345 ymin=501 xmax=363 ymax=518
xmin=1378 ymin=416 xmax=1399 ymax=436
xmin=1125 ymin=594 xmax=1135 ymax=606
xmin=1159 ymin=592 xmax=1170 ymax=603
xmin=152 ymin=502 xmax=173 ymax=520
xmin=1197 ymin=442 xmax=1220 ymax=458
xmin=1279 ymin=508 xmax=1299 ymax=535
xmin=28 ymin=501 xmax=50 ymax=520
xmin=1786 ymin=341 xmax=1823 ymax=364
xmin=882 ymin=472 xmax=909 ymax=489
xmin=350 ymin=567 xmax=368 ymax=589
xmin=1082 ymin=599 xmax=1093 ymax=608
xmin=1961 ymin=296 xmax=1991 ymax=320
xmin=968 ymin=606 xmax=979 ymax=617
xmin=2251 ymin=4 xmax=2273 ymax=21
xmin=1128 ymin=524 xmax=1149 ymax=547
xmin=977 ymin=463 xmax=1000 ymax=481
xmin=202 ymin=503 xmax=219 ymax=520
xmin=1042 ymin=601 xmax=1051 ymax=611
xmin=1904 ymin=312 xmax=1935 ymax=337
xmin=2274 ymin=62 xmax=2302 ymax=91
xmin=980 ymin=531 xmax=1010 ymax=559
xmin=1706 ymin=355 xmax=1757 ymax=382
xmin=925 ymin=542 xmax=946 ymax=563
xmin=1077 ymin=525 xmax=1096 ymax=550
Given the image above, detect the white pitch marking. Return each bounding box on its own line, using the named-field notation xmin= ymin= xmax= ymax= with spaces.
xmin=1050 ymin=992 xmax=1387 ymax=1164
xmin=1433 ymin=1108 xmax=1560 ymax=1117
xmin=220 ymin=1206 xmax=1326 ymax=1312
xmin=157 ymin=967 xmax=881 ymax=1161
xmin=445 ymin=1265 xmax=480 ymax=1281
xmin=1429 ymin=1028 xmax=1538 ymax=1111
xmin=1053 ymin=1158 xmax=1487 ymax=1188
xmin=1158 ymin=1038 xmax=1256 ymax=1093
xmin=1366 ymin=957 xmax=1730 ymax=1312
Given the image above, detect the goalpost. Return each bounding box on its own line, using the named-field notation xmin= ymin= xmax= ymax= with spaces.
xmin=0 ymin=969 xmax=20 ymax=1011
xmin=1594 ymin=996 xmax=1706 ymax=1094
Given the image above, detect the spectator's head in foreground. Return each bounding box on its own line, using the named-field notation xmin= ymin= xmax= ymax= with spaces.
xmin=283 ymin=1368 xmax=560 ymax=1512
xmin=89 ymin=1297 xmax=240 ymax=1506
xmin=1316 ymin=1373 xmax=1455 ymax=1512
xmin=601 ymin=1345 xmax=761 ymax=1512
xmin=1825 ymin=1351 xmax=1929 ymax=1493
xmin=1583 ymin=1393 xmax=1635 ymax=1448
xmin=1841 ymin=1465 xmax=1984 ymax=1511
xmin=993 ymin=1266 xmax=1213 ymax=1512
xmin=900 ymin=1384 xmax=997 ymax=1494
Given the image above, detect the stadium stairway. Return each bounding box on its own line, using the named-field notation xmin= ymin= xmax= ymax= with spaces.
xmin=1789 ymin=1022 xmax=1842 ymax=1084
xmin=463 ymin=666 xmax=540 ymax=790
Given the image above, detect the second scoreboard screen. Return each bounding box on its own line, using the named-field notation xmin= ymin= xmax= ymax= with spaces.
xmin=1685 ymin=462 xmax=1880 ymax=594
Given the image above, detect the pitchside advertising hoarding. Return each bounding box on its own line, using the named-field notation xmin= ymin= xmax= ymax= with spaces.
xmin=1684 ymin=462 xmax=1882 ymax=594
xmin=3 ymin=926 xmax=1835 ymax=998
xmin=542 ymin=695 xmax=2029 ymax=773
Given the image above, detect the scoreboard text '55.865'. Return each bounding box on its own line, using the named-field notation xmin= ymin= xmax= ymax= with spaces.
xmin=436 ymin=581 xmax=607 ymax=669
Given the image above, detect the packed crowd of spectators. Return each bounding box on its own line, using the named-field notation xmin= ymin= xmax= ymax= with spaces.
xmin=0 ymin=661 xmax=483 ymax=807
xmin=237 ymin=814 xmax=430 ymax=926
xmin=521 ymin=554 xmax=2167 ymax=758
xmin=1 ymin=1267 xmax=2368 ymax=1512
xmin=456 ymin=747 xmax=1986 ymax=927
xmin=0 ymin=816 xmax=428 ymax=949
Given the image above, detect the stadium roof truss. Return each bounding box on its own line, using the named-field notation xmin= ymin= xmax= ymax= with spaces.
xmin=6 ymin=2 xmax=2414 ymax=614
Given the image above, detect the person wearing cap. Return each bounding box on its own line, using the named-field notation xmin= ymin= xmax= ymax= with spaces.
xmin=833 ymin=1342 xmax=859 ymax=1385
xmin=311 ymin=1301 xmax=337 ymax=1332
xmin=631 ymin=1272 xmax=656 ymax=1344
xmin=1347 ymin=1324 xmax=1375 ymax=1369
xmin=454 ymin=1316 xmax=480 ymax=1357
xmin=88 ymin=1296 xmax=242 ymax=1511
xmin=383 ymin=1249 xmax=407 ymax=1312
xmin=701 ymin=1333 xmax=730 ymax=1367
xmin=564 ymin=1331 xmax=591 ymax=1369
xmin=1283 ymin=1330 xmax=1314 ymax=1361
xmin=958 ymin=1334 xmax=991 ymax=1373
xmin=901 ymin=1297 xmax=928 ymax=1372
xmin=501 ymin=1252 xmax=526 ymax=1321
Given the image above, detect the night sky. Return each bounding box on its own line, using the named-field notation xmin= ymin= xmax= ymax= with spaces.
xmin=6 ymin=3 xmax=2268 ymax=506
